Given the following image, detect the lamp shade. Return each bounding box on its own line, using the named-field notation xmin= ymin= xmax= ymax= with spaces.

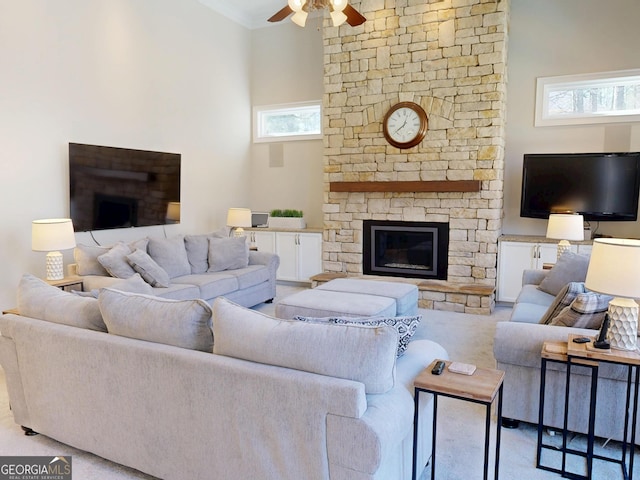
xmin=226 ymin=208 xmax=252 ymax=228
xmin=32 ymin=218 xmax=76 ymax=252
xmin=585 ymin=238 xmax=640 ymax=299
xmin=546 ymin=214 xmax=584 ymax=241
xmin=166 ymin=202 xmax=181 ymax=222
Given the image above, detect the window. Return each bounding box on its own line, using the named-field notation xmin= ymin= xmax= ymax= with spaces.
xmin=253 ymin=101 xmax=322 ymax=143
xmin=535 ymin=69 xmax=640 ymax=126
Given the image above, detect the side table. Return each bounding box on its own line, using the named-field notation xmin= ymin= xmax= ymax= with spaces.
xmin=537 ymin=337 xmax=640 ymax=480
xmin=412 ymin=359 xmax=504 ymax=480
xmin=46 ymin=275 xmax=84 ymax=291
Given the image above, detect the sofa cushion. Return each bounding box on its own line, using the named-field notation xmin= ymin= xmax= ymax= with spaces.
xmin=539 ymin=282 xmax=586 ymax=325
xmin=98 ymin=289 xmax=213 ymax=352
xmin=538 ymin=252 xmax=590 ymax=296
xmin=228 ymin=265 xmax=271 ymax=290
xmin=294 ymin=314 xmax=422 ymax=357
xmin=17 ymin=274 xmax=106 ymax=331
xmin=212 ymin=297 xmax=398 ymax=394
xmin=98 ymin=242 xmax=137 ymax=279
xmin=172 ymin=273 xmax=238 ymax=299
xmin=148 ymin=235 xmax=191 ymax=279
xmin=74 ymin=273 xmax=154 ymax=298
xmin=207 ymin=237 xmax=249 ymax=272
xmin=126 ymin=248 xmax=171 ymax=288
xmin=184 ymin=230 xmax=227 ymax=274
xmin=74 ymin=244 xmax=110 ymax=276
xmin=510 ymin=302 xmax=550 ymax=324
xmin=550 ymin=291 xmax=612 ymax=329
xmin=515 ymin=284 xmax=555 ymax=307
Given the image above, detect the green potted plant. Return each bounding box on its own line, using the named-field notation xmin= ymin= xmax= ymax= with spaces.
xmin=268 ymin=209 xmax=306 ymax=229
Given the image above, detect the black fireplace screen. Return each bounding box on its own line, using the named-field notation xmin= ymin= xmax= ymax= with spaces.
xmin=363 ymin=220 xmax=449 ymax=280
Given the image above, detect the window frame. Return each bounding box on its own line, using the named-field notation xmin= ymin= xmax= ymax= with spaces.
xmin=253 ymin=101 xmax=323 ymax=143
xmin=535 ymin=69 xmax=640 ymax=127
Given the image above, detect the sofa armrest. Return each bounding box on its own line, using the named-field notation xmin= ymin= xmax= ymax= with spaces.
xmin=522 ymin=269 xmax=548 ymax=286
xmin=493 ymin=320 xmax=597 ymax=369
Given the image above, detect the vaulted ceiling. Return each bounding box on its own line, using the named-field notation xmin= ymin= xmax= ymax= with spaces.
xmin=198 ymin=0 xmax=286 ymax=29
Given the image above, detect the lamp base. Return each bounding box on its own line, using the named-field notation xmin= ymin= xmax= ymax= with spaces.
xmin=45 ymin=251 xmax=64 ymax=281
xmin=556 ymin=240 xmax=572 ymax=260
xmin=232 ymin=227 xmax=246 ymax=238
xmin=607 ymin=298 xmax=638 ymax=351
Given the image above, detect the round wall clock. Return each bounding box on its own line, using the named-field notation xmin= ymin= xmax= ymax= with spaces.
xmin=382 ymin=101 xmax=428 ymax=149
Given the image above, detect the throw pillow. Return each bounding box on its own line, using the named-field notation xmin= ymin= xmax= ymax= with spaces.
xmin=126 ymin=248 xmax=171 ymax=287
xmin=74 ymin=244 xmax=110 ymax=276
xmin=539 ymin=282 xmax=586 ymax=325
xmin=97 ymin=242 xmax=136 ymax=279
xmin=213 ymin=297 xmax=398 ymax=394
xmin=98 ymin=289 xmax=213 ymax=352
xmin=208 ymin=236 xmax=249 ymax=272
xmin=293 ymin=315 xmax=422 ymax=357
xmin=17 ymin=274 xmax=106 ymax=331
xmin=184 ymin=230 xmax=227 ymax=274
xmin=538 ymin=252 xmax=590 ymax=296
xmin=147 ymin=235 xmax=191 ymax=278
xmin=550 ymin=291 xmax=613 ymax=329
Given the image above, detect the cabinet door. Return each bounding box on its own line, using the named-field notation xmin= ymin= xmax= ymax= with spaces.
xmin=297 ymin=233 xmax=323 ymax=281
xmin=497 ymin=241 xmax=538 ymax=303
xmin=537 ymin=243 xmax=558 ymax=268
xmin=275 ymin=232 xmax=299 ymax=281
xmin=251 ymin=231 xmax=276 ymax=254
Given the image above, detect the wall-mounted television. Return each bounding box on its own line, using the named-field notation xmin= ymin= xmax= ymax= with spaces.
xmin=69 ymin=143 xmax=181 ymax=232
xmin=520 ymin=152 xmax=640 ymax=222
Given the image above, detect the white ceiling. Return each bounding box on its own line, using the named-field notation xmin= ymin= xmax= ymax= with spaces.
xmin=198 ymin=0 xmax=287 ymax=29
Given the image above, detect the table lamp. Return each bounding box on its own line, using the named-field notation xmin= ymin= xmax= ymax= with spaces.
xmin=165 ymin=202 xmax=181 ymax=224
xmin=585 ymin=238 xmax=640 ymax=351
xmin=226 ymin=208 xmax=251 ymax=237
xmin=32 ymin=218 xmax=77 ymax=280
xmin=546 ymin=213 xmax=584 ymax=260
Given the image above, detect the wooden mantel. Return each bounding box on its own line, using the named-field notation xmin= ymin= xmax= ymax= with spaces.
xmin=329 ymin=180 xmax=481 ymax=193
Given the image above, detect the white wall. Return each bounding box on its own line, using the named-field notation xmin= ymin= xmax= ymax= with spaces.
xmin=0 ymin=0 xmax=252 ymax=309
xmin=504 ymin=0 xmax=640 ymax=237
xmin=249 ymin=23 xmax=324 ymax=228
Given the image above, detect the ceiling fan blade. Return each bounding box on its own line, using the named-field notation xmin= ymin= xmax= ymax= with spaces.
xmin=344 ymin=4 xmax=366 ymax=26
xmin=268 ymin=5 xmax=294 ymax=23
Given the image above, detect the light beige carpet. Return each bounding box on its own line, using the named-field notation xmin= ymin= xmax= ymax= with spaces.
xmin=0 ymin=285 xmax=637 ymax=479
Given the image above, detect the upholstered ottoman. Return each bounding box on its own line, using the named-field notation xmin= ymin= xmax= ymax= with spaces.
xmin=316 ymin=278 xmax=419 ymax=316
xmin=275 ymin=289 xmax=397 ymax=320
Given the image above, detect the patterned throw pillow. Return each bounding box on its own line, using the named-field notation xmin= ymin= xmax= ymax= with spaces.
xmin=539 ymin=282 xmax=586 ymax=325
xmin=293 ymin=314 xmax=422 ymax=357
xmin=550 ymin=291 xmax=613 ymax=329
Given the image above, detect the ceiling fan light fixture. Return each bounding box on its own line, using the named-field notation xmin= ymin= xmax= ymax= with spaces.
xmin=331 ymin=0 xmax=348 ymax=12
xmin=330 ymin=10 xmax=348 ymax=26
xmin=292 ymin=10 xmax=308 ymax=27
xmin=288 ymin=0 xmax=305 ymax=12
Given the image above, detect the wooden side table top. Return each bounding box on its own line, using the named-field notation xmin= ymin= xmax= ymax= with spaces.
xmin=414 ymin=360 xmax=504 ymax=403
xmin=45 ymin=275 xmax=83 ymax=289
xmin=566 ymin=333 xmax=640 ymax=366
xmin=542 ymin=339 xmax=598 ymax=366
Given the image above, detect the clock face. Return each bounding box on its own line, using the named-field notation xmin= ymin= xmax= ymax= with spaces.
xmin=383 ymin=102 xmax=428 ymax=149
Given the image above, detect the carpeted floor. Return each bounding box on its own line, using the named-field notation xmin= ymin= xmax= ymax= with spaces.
xmin=1 ymin=284 xmax=638 ymax=479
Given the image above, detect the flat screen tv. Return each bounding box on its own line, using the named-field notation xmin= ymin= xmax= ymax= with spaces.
xmin=520 ymin=152 xmax=640 ymax=222
xmin=69 ymin=143 xmax=181 ymax=232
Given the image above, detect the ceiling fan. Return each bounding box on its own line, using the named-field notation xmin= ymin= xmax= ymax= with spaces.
xmin=268 ymin=0 xmax=366 ymax=28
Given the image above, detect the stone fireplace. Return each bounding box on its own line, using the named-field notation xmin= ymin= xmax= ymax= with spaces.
xmin=321 ymin=0 xmax=510 ymax=314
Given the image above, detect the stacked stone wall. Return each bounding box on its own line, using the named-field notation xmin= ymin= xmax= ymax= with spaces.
xmin=322 ymin=0 xmax=510 ymax=311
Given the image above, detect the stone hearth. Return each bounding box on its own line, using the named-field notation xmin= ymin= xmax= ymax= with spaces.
xmin=321 ymin=0 xmax=509 ymax=315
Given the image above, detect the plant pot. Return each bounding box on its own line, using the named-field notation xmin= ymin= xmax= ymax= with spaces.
xmin=268 ymin=217 xmax=306 ymax=229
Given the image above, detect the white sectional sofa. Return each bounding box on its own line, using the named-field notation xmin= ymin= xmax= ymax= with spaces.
xmin=72 ymin=232 xmax=279 ymax=308
xmin=0 ymin=274 xmax=449 ymax=480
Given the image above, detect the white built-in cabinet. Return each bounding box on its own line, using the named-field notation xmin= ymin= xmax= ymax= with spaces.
xmin=497 ymin=237 xmax=593 ymax=303
xmin=248 ymin=230 xmax=322 ymax=283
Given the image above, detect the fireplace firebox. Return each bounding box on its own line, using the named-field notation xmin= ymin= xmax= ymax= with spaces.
xmin=363 ymin=220 xmax=449 ymax=280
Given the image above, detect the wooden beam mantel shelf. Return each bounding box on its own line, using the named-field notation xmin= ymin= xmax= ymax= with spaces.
xmin=329 ymin=180 xmax=481 ymax=193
